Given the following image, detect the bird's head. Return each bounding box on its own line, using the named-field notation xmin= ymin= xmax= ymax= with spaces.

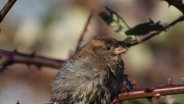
xmin=86 ymin=37 xmax=127 ymax=62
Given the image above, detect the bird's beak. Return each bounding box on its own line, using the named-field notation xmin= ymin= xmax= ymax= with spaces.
xmin=114 ymin=46 xmax=128 ymax=55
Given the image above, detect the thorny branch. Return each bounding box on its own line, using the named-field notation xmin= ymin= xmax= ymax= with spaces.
xmin=119 ymin=82 xmax=184 ymax=101
xmin=0 ymin=49 xmax=63 ymax=71
xmin=0 ymin=0 xmax=16 ymax=23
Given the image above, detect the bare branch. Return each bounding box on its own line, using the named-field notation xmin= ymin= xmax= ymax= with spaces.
xmin=0 ymin=0 xmax=17 ymax=23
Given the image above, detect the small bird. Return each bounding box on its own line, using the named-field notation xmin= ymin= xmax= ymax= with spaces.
xmin=51 ymin=37 xmax=133 ymax=104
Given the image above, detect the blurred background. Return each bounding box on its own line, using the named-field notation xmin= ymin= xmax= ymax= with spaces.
xmin=0 ymin=0 xmax=184 ymax=104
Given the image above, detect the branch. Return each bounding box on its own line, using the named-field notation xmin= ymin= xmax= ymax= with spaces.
xmin=0 ymin=49 xmax=64 ymax=72
xmin=0 ymin=0 xmax=17 ymax=23
xmin=126 ymin=15 xmax=184 ymax=47
xmin=76 ymin=10 xmax=94 ymax=51
xmin=118 ymin=83 xmax=184 ymax=101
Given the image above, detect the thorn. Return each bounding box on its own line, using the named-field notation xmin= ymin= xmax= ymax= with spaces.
xmin=13 ymin=49 xmax=18 ymax=53
xmin=30 ymin=51 xmax=36 ymax=57
xmin=144 ymin=88 xmax=153 ymax=93
xmin=36 ymin=65 xmax=42 ymax=69
xmin=163 ymin=27 xmax=168 ymax=32
xmin=111 ymin=98 xmax=119 ymax=104
xmin=148 ymin=18 xmax=154 ymax=24
xmin=16 ymin=100 xmax=20 ymax=104
xmin=0 ymin=65 xmax=6 ymax=73
xmin=167 ymin=78 xmax=172 ymax=85
xmin=168 ymin=3 xmax=172 ymax=7
xmin=157 ymin=21 xmax=161 ymax=24
xmin=146 ymin=97 xmax=153 ymax=103
xmin=26 ymin=63 xmax=31 ymax=69
xmin=0 ymin=59 xmax=13 ymax=73
xmin=154 ymin=93 xmax=161 ymax=99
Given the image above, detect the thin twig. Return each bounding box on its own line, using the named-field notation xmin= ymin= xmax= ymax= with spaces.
xmin=0 ymin=0 xmax=17 ymax=23
xmin=76 ymin=10 xmax=94 ymax=51
xmin=127 ymin=15 xmax=184 ymax=47
xmin=118 ymin=83 xmax=184 ymax=101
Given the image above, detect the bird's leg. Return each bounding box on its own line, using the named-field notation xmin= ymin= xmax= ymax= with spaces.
xmin=123 ymin=74 xmax=134 ymax=90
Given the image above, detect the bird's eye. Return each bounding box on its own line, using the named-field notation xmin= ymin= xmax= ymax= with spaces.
xmin=107 ymin=46 xmax=111 ymax=50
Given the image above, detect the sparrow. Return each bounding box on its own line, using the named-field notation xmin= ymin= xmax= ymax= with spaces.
xmin=51 ymin=36 xmax=133 ymax=104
